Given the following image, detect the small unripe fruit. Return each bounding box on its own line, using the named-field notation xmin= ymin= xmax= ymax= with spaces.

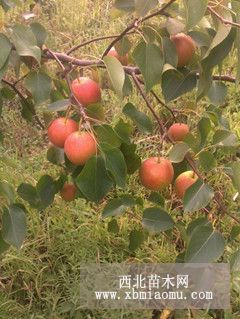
xmin=170 ymin=33 xmax=196 ymax=67
xmin=139 ymin=157 xmax=174 ymax=191
xmin=167 ymin=123 xmax=190 ymax=142
xmin=107 ymin=47 xmax=128 ymax=65
xmin=60 ymin=183 xmax=77 ymax=202
xmin=64 ymin=131 xmax=97 ymax=166
xmin=71 ymin=77 xmax=101 ymax=107
xmin=47 ymin=117 xmax=78 ymax=148
xmin=175 ymin=170 xmax=198 ymax=199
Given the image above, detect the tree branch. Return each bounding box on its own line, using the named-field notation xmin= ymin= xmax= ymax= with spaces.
xmin=1 ymin=78 xmax=45 ymax=129
xmin=208 ymin=5 xmax=240 ymax=28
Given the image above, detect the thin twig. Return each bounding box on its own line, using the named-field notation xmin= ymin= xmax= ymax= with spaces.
xmin=208 ymin=5 xmax=240 ymax=28
xmin=102 ymin=0 xmax=177 ymax=58
xmin=67 ymin=32 xmax=135 ymax=55
xmin=1 ymin=78 xmax=45 ymax=129
xmin=131 ymin=71 xmax=165 ymax=135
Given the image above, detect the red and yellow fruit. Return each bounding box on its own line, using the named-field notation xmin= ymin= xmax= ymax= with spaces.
xmin=47 ymin=117 xmax=78 ymax=148
xmin=71 ymin=77 xmax=101 ymax=107
xmin=107 ymin=47 xmax=128 ymax=65
xmin=60 ymin=183 xmax=77 ymax=202
xmin=167 ymin=123 xmax=190 ymax=142
xmin=170 ymin=33 xmax=196 ymax=67
xmin=64 ymin=131 xmax=97 ymax=166
xmin=175 ymin=171 xmax=198 ymax=199
xmin=139 ymin=157 xmax=174 ymax=191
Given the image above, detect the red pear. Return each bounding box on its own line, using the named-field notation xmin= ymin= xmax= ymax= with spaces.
xmin=60 ymin=183 xmax=77 ymax=202
xmin=175 ymin=170 xmax=198 ymax=199
xmin=139 ymin=157 xmax=174 ymax=191
xmin=167 ymin=123 xmax=190 ymax=142
xmin=170 ymin=33 xmax=196 ymax=67
xmin=47 ymin=117 xmax=78 ymax=148
xmin=64 ymin=131 xmax=97 ymax=165
xmin=71 ymin=77 xmax=101 ymax=107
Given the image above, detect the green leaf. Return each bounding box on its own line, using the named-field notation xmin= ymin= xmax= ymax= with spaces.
xmin=185 ymin=225 xmax=225 ymax=263
xmin=198 ymin=117 xmax=212 ymax=147
xmin=0 ymin=33 xmax=12 ymax=69
xmin=123 ymin=102 xmax=153 ymax=133
xmin=0 ymin=57 xmax=9 ymax=82
xmin=17 ymin=183 xmax=40 ymax=208
xmin=184 ymin=0 xmax=208 ymax=29
xmin=148 ymin=192 xmax=165 ymax=206
xmin=0 ymin=181 xmax=15 ymax=204
xmin=186 ymin=217 xmax=210 ymax=238
xmin=188 ymin=31 xmax=211 ymax=48
xmin=183 ymin=180 xmax=215 ymax=213
xmin=213 ymin=129 xmax=239 ymax=147
xmin=94 ymin=124 xmax=121 ymax=149
xmin=202 ymin=28 xmax=235 ymax=70
xmin=103 ymin=56 xmax=125 ymax=98
xmin=36 ymin=175 xmax=56 ymax=209
xmin=129 ymin=229 xmax=144 ymax=251
xmin=76 ymin=156 xmax=113 ymax=203
xmin=47 ymin=146 xmax=65 ymax=166
xmin=108 ymin=219 xmax=119 ymax=233
xmin=25 ymin=70 xmax=52 ymax=105
xmin=226 ymin=162 xmax=240 ymax=192
xmin=135 ymin=0 xmax=158 ymax=17
xmin=230 ymin=226 xmax=240 ymax=241
xmin=115 ymin=36 xmax=132 ymax=56
xmin=102 ymin=195 xmax=135 ymax=218
xmin=207 ymin=82 xmax=227 ymax=106
xmin=0 ymin=231 xmax=10 ymax=254
xmin=10 ymin=24 xmax=41 ymax=63
xmin=85 ymin=103 xmax=105 ymax=121
xmin=162 ymin=67 xmax=197 ymax=102
xmin=142 ymin=207 xmax=174 ymax=233
xmin=115 ymin=119 xmax=133 ymax=145
xmin=120 ymin=143 xmax=141 ymax=174
xmin=30 ymin=22 xmax=47 ymax=48
xmin=114 ymin=0 xmax=135 ymax=12
xmin=133 ymin=42 xmax=163 ymax=91
xmin=199 ymin=151 xmax=216 ymax=172
xmin=230 ymin=249 xmax=240 ymax=272
xmin=2 ymin=204 xmax=27 ymax=249
xmin=0 ymin=0 xmax=17 ymax=11
xmin=162 ymin=37 xmax=178 ymax=68
xmin=169 ymin=142 xmax=189 ymax=163
xmin=103 ymin=148 xmax=127 ymax=188
xmin=48 ymin=99 xmax=70 ymax=112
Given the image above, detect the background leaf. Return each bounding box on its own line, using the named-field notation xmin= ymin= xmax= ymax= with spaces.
xmin=123 ymin=102 xmax=153 ymax=133
xmin=129 ymin=229 xmax=144 ymax=251
xmin=102 ymin=195 xmax=135 ymax=218
xmin=2 ymin=205 xmax=27 ymax=249
xmin=184 ymin=0 xmax=208 ymax=29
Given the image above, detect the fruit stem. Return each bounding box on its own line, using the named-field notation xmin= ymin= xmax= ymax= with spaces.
xmin=65 ymin=105 xmax=72 ymax=122
xmin=78 ymin=118 xmax=83 ymax=132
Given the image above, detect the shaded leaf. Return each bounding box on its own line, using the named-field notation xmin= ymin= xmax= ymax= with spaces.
xmin=207 ymin=82 xmax=227 ymax=106
xmin=183 ymin=180 xmax=215 ymax=213
xmin=142 ymin=207 xmax=174 ymax=233
xmin=36 ymin=175 xmax=56 ymax=209
xmin=213 ymin=129 xmax=239 ymax=147
xmin=108 ymin=219 xmax=119 ymax=233
xmin=123 ymin=102 xmax=153 ymax=133
xmin=48 ymin=99 xmax=70 ymax=112
xmin=121 ymin=143 xmax=141 ymax=174
xmin=115 ymin=119 xmax=133 ymax=145
xmin=0 ymin=231 xmax=10 ymax=254
xmin=103 ymin=55 xmax=125 ymax=98
xmin=47 ymin=146 xmax=65 ymax=165
xmin=199 ymin=151 xmax=216 ymax=172
xmin=2 ymin=204 xmax=27 ymax=249
xmin=102 ymin=195 xmax=135 ymax=218
xmin=25 ymin=70 xmax=52 ymax=105
xmin=94 ymin=124 xmax=121 ymax=148
xmin=148 ymin=192 xmax=165 ymax=206
xmin=76 ymin=156 xmax=113 ymax=203
xmin=185 ymin=225 xmax=225 ymax=262
xmin=230 ymin=249 xmax=240 ymax=272
xmin=0 ymin=33 xmax=12 ymax=69
xmin=169 ymin=142 xmax=189 ymax=163
xmin=133 ymin=42 xmax=163 ymax=91
xmin=184 ymin=0 xmax=208 ymax=29
xmin=129 ymin=229 xmax=144 ymax=251
xmin=114 ymin=0 xmax=135 ymax=12
xmin=135 ymin=0 xmax=158 ymax=17
xmin=30 ymin=22 xmax=47 ymax=48
xmin=103 ymin=148 xmax=127 ymax=188
xmin=198 ymin=117 xmax=211 ymax=147
xmin=0 ymin=181 xmax=15 ymax=204
xmin=10 ymin=24 xmax=41 ymax=63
